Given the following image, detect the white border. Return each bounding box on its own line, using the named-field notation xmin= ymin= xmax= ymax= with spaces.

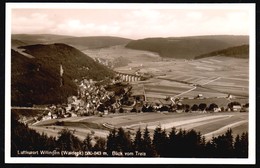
xmin=5 ymin=3 xmax=256 ymax=164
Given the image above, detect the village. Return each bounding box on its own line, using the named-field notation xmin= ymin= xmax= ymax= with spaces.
xmin=32 ymin=73 xmax=249 ymax=124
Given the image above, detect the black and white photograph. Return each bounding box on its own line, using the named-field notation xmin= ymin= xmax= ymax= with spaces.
xmin=5 ymin=2 xmax=256 ymax=164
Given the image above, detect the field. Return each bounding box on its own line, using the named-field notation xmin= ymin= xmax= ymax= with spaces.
xmin=83 ymin=46 xmax=249 ymax=101
xmin=30 ymin=111 xmax=248 ymax=141
xmin=128 ymin=56 xmax=248 ymax=100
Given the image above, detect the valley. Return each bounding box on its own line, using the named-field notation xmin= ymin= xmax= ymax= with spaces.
xmin=11 ymin=34 xmax=250 ymax=148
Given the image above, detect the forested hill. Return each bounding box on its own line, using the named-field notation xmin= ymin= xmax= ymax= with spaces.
xmin=11 ymin=43 xmax=114 ymax=106
xmin=195 ymin=45 xmax=249 ymax=59
xmin=53 ymin=36 xmax=132 ymax=50
xmin=125 ymin=35 xmax=249 ymax=59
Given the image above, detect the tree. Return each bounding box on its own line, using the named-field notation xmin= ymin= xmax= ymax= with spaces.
xmin=106 ymin=128 xmax=117 ymax=153
xmin=227 ymin=101 xmax=241 ymax=109
xmin=240 ymin=132 xmax=248 ymax=157
xmin=173 ymin=129 xmax=187 ymax=157
xmin=191 ymin=104 xmax=199 ymax=111
xmin=160 ymin=129 xmax=169 ymax=156
xmin=130 ymin=108 xmax=137 ymax=112
xmin=198 ymin=103 xmax=207 ymax=111
xmin=119 ymin=107 xmax=124 ymax=113
xmin=142 ymin=127 xmax=155 ymax=156
xmin=167 ymin=127 xmax=177 ymax=156
xmin=204 ymin=141 xmax=216 ymax=157
xmin=234 ymin=132 xmax=248 ymax=157
xmin=147 ymin=105 xmax=154 ymax=112
xmin=152 ymin=126 xmax=168 ymax=156
xmin=133 ymin=128 xmax=143 ymax=151
xmin=93 ymin=137 xmax=106 ymax=151
xmin=208 ymin=103 xmax=218 ymax=111
xmin=211 ymin=129 xmax=234 ymax=157
xmin=83 ymin=133 xmax=92 ymax=151
xmin=243 ymin=103 xmax=249 ymax=108
xmin=177 ymin=103 xmax=184 ymax=110
xmin=184 ymin=104 xmax=190 ymax=112
xmin=97 ymin=104 xmax=106 ymax=112
xmin=185 ymin=129 xmax=202 ymax=157
xmin=57 ymin=129 xmax=82 ymax=151
xmin=116 ymin=127 xmax=133 ymax=152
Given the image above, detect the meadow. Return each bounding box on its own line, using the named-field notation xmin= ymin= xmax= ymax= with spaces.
xmin=31 ymin=111 xmax=248 ymax=141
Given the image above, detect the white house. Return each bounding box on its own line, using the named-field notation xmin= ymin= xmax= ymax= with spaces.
xmin=233 ymin=105 xmax=242 ymax=112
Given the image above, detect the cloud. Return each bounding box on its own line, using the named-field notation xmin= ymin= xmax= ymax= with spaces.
xmin=11 ymin=8 xmax=250 ymax=38
xmin=12 ymin=12 xmax=55 ymax=34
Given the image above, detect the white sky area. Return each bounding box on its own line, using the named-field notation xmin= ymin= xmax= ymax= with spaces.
xmin=11 ymin=6 xmax=250 ymax=39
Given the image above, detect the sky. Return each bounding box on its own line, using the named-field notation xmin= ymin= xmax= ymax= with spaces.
xmin=10 ymin=4 xmax=252 ymax=39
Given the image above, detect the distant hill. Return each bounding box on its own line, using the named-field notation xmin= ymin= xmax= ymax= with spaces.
xmin=12 ymin=34 xmax=132 ymax=50
xmin=12 ymin=43 xmax=115 ymax=106
xmin=11 ymin=34 xmax=73 ymax=45
xmin=11 ymin=39 xmax=28 ymax=49
xmin=125 ymin=35 xmax=249 ymax=59
xmin=53 ymin=36 xmax=132 ymax=50
xmin=195 ymin=45 xmax=249 ymax=59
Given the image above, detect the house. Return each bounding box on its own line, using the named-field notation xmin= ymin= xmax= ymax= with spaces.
xmin=176 ymin=109 xmax=183 ymax=113
xmin=104 ymin=110 xmax=109 ymax=115
xmin=197 ymin=94 xmax=203 ymax=99
xmin=52 ymin=114 xmax=58 ymax=119
xmin=233 ymin=105 xmax=242 ymax=112
xmin=214 ymin=107 xmax=221 ymax=113
xmin=227 ymin=94 xmax=233 ymax=100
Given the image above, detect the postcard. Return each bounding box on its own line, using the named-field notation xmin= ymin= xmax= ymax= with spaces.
xmin=5 ymin=2 xmax=256 ymax=164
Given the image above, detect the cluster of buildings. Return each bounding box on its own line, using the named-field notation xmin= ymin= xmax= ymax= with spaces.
xmin=37 ymin=78 xmax=130 ymax=122
xmin=66 ymin=78 xmax=120 ymax=116
xmin=94 ymin=58 xmax=112 ymax=68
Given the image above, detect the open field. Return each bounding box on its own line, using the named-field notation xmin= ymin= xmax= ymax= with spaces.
xmin=30 ymin=112 xmax=248 ymax=141
xmin=83 ymin=45 xmax=249 ymax=100
xmin=129 ymin=56 xmax=248 ymax=100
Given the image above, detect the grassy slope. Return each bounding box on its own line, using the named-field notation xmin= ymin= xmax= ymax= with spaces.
xmin=11 ymin=43 xmax=115 ymax=106
xmin=125 ymin=35 xmax=249 ymax=59
xmin=11 ymin=39 xmax=28 ymax=49
xmin=195 ymin=45 xmax=249 ymax=59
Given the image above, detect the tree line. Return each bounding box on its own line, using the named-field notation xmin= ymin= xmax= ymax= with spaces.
xmin=130 ymin=102 xmax=248 ymax=113
xmin=11 ymin=114 xmax=248 ymax=158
